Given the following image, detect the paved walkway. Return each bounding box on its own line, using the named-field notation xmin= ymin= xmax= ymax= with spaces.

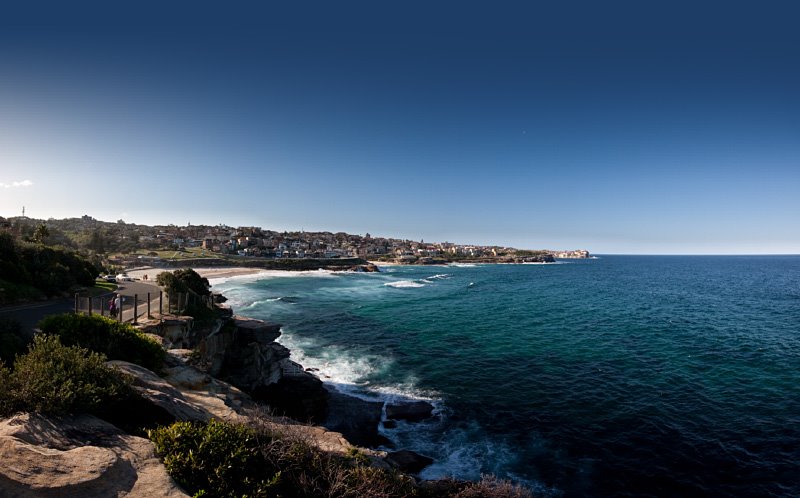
xmin=0 ymin=280 xmax=165 ymax=336
xmin=0 ymin=298 xmax=74 ymax=339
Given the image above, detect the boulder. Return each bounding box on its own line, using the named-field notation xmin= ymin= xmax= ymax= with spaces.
xmin=107 ymin=360 xmax=209 ymax=423
xmin=161 ymin=350 xmax=256 ymax=422
xmin=323 ymin=389 xmax=391 ymax=448
xmin=385 ymin=400 xmax=434 ymax=421
xmin=0 ymin=413 xmax=188 ymax=497
xmin=204 ymin=316 xmax=286 ymax=388
xmin=385 ymin=450 xmax=434 ymax=474
xmin=252 ymin=360 xmax=329 ymax=423
xmin=201 ymin=316 xmax=330 ymax=423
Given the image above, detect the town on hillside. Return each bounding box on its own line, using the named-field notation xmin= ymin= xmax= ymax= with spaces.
xmin=0 ymin=215 xmax=590 ymax=266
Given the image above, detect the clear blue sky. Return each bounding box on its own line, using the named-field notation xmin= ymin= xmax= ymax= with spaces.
xmin=1 ymin=1 xmax=798 ymax=254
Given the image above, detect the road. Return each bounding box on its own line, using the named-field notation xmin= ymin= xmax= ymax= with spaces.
xmin=0 ymin=298 xmax=75 ymax=339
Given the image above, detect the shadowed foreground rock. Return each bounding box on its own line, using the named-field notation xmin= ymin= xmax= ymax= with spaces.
xmin=386 ymin=450 xmax=435 ymax=474
xmin=323 ymin=389 xmax=392 ymax=448
xmin=0 ymin=413 xmax=188 ymax=498
xmin=386 ymin=400 xmax=435 ymax=421
xmin=203 ymin=316 xmax=330 ymax=422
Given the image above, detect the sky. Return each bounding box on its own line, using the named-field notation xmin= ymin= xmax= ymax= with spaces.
xmin=1 ymin=1 xmax=799 ymax=254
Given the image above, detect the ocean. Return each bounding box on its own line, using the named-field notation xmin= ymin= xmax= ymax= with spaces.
xmin=211 ymin=256 xmax=800 ymax=497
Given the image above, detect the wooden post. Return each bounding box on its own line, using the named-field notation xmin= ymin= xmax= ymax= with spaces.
xmin=74 ymin=293 xmax=79 ymax=314
xmin=133 ymin=294 xmax=138 ymax=324
xmin=159 ymin=291 xmax=163 ymax=316
xmin=147 ymin=292 xmax=151 ymax=318
xmin=88 ymin=296 xmax=92 ymax=316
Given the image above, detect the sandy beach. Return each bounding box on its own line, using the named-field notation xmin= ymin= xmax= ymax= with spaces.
xmin=125 ymin=266 xmax=266 ymax=282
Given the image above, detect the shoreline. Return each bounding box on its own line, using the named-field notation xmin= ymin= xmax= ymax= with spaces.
xmin=126 ymin=266 xmax=270 ymax=282
xmin=197 ymin=266 xmax=440 ymax=461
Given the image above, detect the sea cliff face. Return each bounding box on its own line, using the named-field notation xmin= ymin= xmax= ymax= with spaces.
xmin=200 ymin=315 xmax=330 ymax=422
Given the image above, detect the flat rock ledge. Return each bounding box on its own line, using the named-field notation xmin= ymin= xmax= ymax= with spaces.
xmin=0 ymin=413 xmax=188 ymax=498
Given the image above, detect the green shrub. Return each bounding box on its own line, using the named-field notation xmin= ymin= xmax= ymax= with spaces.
xmin=149 ymin=420 xmax=280 ymax=498
xmin=157 ymin=268 xmax=210 ymax=296
xmin=0 ymin=362 xmax=12 ymax=415
xmin=450 ymin=475 xmax=535 ymax=498
xmin=151 ymin=417 xmax=419 ymax=498
xmin=0 ymin=232 xmax=98 ymax=301
xmin=1 ymin=334 xmax=131 ymax=416
xmin=38 ymin=313 xmax=164 ymax=371
xmin=0 ymin=317 xmax=29 ymax=365
xmin=0 ymin=277 xmax=44 ymax=303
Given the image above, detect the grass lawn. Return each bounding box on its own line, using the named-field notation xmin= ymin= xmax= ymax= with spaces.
xmin=87 ymin=280 xmax=118 ymax=296
xmin=120 ymin=247 xmax=225 ymax=261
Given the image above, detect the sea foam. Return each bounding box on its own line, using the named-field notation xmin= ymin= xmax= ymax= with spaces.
xmin=384 ymin=280 xmax=426 ymax=288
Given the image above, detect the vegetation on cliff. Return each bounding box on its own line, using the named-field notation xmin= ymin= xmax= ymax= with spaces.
xmin=0 ymin=318 xmax=28 ymax=364
xmin=150 ymin=417 xmax=535 ymax=498
xmin=156 ymin=268 xmax=211 ymax=297
xmin=0 ymin=231 xmax=99 ymax=303
xmin=0 ymin=334 xmax=131 ymax=417
xmin=38 ymin=313 xmax=165 ymax=372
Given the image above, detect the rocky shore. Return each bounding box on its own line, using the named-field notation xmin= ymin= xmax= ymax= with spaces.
xmin=158 ymin=309 xmax=438 ymax=467
xmin=0 ymin=303 xmax=439 ymax=497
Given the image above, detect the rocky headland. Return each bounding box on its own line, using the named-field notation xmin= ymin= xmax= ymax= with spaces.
xmin=0 ymin=297 xmax=438 ymax=497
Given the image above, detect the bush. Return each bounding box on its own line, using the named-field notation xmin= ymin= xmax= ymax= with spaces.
xmin=149 ymin=420 xmax=280 ymax=498
xmin=0 ymin=232 xmax=98 ymax=301
xmin=38 ymin=313 xmax=165 ymax=372
xmin=451 ymin=475 xmax=535 ymax=498
xmin=151 ymin=416 xmax=419 ymax=498
xmin=0 ymin=363 xmax=12 ymax=415
xmin=157 ymin=268 xmax=210 ymax=296
xmin=1 ymin=334 xmax=131 ymax=416
xmin=0 ymin=317 xmax=29 ymax=365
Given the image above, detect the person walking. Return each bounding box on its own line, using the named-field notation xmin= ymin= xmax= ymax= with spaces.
xmin=109 ymin=294 xmax=118 ymax=317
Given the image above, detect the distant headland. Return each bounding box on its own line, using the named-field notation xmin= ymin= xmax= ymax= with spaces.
xmin=0 ymin=215 xmax=590 ymax=269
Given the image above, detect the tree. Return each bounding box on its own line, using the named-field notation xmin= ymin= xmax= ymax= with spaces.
xmin=89 ymin=229 xmax=106 ymax=253
xmin=32 ymin=224 xmax=50 ymax=244
xmin=156 ymin=268 xmax=210 ymax=296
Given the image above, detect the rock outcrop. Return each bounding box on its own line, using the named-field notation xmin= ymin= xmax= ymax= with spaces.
xmin=386 ymin=400 xmax=435 ymax=421
xmin=108 ymin=360 xmax=210 ymax=423
xmin=323 ymin=389 xmax=391 ymax=448
xmin=200 ymin=316 xmax=329 ymax=422
xmin=0 ymin=413 xmax=188 ymax=498
xmin=204 ymin=316 xmax=286 ymax=387
xmin=252 ymin=360 xmax=330 ymax=422
xmin=385 ymin=450 xmax=435 ymax=474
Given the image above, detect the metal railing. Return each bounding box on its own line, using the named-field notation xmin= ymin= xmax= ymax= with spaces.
xmin=74 ymin=290 xmax=214 ymax=324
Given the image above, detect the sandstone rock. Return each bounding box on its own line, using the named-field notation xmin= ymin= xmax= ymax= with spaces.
xmin=204 ymin=316 xmax=286 ymax=388
xmin=108 ymin=360 xmax=209 ymax=423
xmin=252 ymin=360 xmax=329 ymax=423
xmin=137 ymin=316 xmax=196 ymax=350
xmin=200 ymin=316 xmax=330 ymax=423
xmin=0 ymin=413 xmax=188 ymax=497
xmin=161 ymin=350 xmax=256 ymax=422
xmin=385 ymin=400 xmax=434 ymax=421
xmin=323 ymin=389 xmax=391 ymax=448
xmin=385 ymin=450 xmax=434 ymax=474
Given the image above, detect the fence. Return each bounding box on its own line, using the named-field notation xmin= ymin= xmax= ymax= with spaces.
xmin=74 ymin=289 xmax=214 ymax=324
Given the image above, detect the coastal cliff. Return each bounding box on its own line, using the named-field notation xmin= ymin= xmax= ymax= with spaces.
xmin=0 ymin=290 xmax=536 ymax=497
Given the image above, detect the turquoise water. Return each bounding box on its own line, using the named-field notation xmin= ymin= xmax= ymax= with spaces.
xmin=212 ymin=256 xmax=800 ymax=497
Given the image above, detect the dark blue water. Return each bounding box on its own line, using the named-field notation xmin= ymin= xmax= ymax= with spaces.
xmin=213 ymin=256 xmax=800 ymax=497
